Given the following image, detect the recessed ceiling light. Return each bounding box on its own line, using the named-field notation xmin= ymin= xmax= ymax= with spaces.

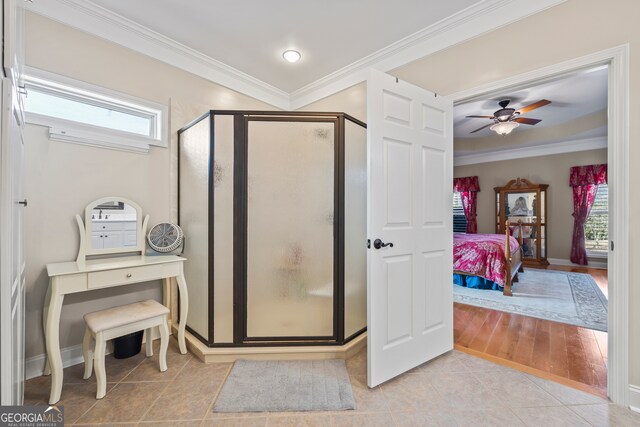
xmin=283 ymin=50 xmax=301 ymax=63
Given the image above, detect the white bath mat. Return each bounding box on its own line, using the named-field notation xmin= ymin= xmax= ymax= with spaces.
xmin=213 ymin=359 xmax=356 ymax=412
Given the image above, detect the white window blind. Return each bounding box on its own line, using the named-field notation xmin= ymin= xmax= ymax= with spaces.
xmin=453 ymin=192 xmax=467 ymax=233
xmin=585 ymin=184 xmax=608 ymax=257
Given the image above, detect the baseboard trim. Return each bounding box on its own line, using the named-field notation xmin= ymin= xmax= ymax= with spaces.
xmin=26 ymin=329 xmax=160 ymax=380
xmin=629 ymin=385 xmax=640 ymax=412
xmin=548 ymin=257 xmax=608 ymax=270
xmin=26 ymin=343 xmax=92 ymax=380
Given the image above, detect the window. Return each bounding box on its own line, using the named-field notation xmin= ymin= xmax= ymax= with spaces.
xmin=24 ymin=68 xmax=167 ymax=153
xmin=453 ymin=192 xmax=467 ymax=233
xmin=585 ymin=184 xmax=608 ymax=257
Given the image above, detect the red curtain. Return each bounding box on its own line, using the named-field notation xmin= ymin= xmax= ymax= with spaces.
xmin=454 ymin=176 xmax=480 ymax=234
xmin=569 ymin=164 xmax=607 ymax=265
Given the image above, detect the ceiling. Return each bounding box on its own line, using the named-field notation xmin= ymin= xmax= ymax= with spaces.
xmin=88 ymin=0 xmax=480 ymax=93
xmin=454 ymin=66 xmax=608 ymax=139
xmin=25 ymin=0 xmax=567 ymax=108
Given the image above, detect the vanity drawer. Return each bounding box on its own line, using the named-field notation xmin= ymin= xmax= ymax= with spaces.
xmin=123 ymin=222 xmax=137 ymax=231
xmin=93 ymin=222 xmax=124 ymax=232
xmin=87 ymin=263 xmax=180 ymax=289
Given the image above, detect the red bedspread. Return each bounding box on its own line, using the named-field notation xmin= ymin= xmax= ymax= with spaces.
xmin=453 ymin=233 xmax=520 ymax=286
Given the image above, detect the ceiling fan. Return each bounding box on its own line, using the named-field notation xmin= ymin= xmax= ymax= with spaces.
xmin=466 ymin=99 xmax=551 ymax=135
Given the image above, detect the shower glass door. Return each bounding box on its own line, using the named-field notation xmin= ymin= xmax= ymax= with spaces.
xmin=245 ymin=118 xmax=336 ymax=339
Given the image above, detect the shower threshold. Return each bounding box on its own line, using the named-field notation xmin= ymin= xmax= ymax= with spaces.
xmin=174 ymin=325 xmax=367 ymax=363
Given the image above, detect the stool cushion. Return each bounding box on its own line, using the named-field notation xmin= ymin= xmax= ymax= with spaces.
xmin=84 ymin=300 xmax=169 ymax=333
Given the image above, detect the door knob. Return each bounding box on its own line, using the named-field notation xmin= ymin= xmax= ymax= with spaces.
xmin=373 ymin=238 xmax=393 ymax=249
xmin=17 ymin=199 xmax=27 ymax=207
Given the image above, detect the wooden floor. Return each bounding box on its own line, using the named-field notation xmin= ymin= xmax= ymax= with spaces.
xmin=454 ymin=266 xmax=608 ymax=397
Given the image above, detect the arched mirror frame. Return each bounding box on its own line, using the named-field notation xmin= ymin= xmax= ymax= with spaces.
xmin=76 ymin=196 xmax=149 ymax=262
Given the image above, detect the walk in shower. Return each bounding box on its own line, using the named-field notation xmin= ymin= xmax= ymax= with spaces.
xmin=178 ymin=111 xmax=367 ymax=347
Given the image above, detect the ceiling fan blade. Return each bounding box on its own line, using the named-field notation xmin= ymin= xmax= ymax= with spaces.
xmin=514 ymin=117 xmax=542 ymax=125
xmin=470 ymin=123 xmax=493 ymax=134
xmin=466 ymin=115 xmax=495 ymax=119
xmin=516 ymin=99 xmax=551 ymax=114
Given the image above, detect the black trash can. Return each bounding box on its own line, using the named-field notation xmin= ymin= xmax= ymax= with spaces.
xmin=112 ymin=330 xmax=144 ymax=359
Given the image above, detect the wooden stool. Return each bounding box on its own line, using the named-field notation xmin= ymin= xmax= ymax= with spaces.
xmin=82 ymin=300 xmax=170 ymax=399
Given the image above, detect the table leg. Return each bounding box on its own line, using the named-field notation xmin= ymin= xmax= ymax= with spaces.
xmin=42 ymin=284 xmax=51 ymax=376
xmin=175 ymin=273 xmax=189 ymax=354
xmin=45 ymin=280 xmax=65 ymax=404
xmin=162 ymin=277 xmax=172 ymax=334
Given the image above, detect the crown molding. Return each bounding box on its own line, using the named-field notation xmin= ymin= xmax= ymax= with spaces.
xmin=24 ymin=0 xmax=567 ymax=109
xmin=454 ymin=136 xmax=607 ymax=166
xmin=23 ymin=0 xmax=291 ymax=109
xmin=288 ymin=0 xmax=567 ymax=108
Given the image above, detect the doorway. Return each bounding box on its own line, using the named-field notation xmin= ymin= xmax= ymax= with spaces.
xmin=447 ymin=45 xmax=629 ymax=404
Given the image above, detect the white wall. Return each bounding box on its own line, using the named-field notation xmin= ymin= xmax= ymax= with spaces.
xmin=23 ymin=12 xmax=276 ymax=365
xmin=296 ymin=82 xmax=366 ymax=123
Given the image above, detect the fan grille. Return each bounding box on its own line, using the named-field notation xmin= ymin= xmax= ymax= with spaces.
xmin=147 ymin=223 xmax=183 ymax=253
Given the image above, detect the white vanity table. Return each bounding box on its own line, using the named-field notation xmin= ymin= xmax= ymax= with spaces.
xmin=43 ymin=197 xmax=189 ymax=404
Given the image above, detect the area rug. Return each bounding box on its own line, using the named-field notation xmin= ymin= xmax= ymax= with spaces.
xmin=213 ymin=359 xmax=356 ymax=412
xmin=453 ymin=269 xmax=608 ymax=331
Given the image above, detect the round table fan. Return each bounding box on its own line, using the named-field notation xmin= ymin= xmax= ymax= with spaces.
xmin=147 ymin=223 xmax=184 ymax=253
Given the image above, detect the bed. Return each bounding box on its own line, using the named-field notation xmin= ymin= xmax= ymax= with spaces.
xmin=453 ymin=223 xmax=524 ymax=296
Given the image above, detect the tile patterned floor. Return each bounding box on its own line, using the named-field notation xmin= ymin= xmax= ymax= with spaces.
xmin=24 ymin=338 xmax=640 ymax=426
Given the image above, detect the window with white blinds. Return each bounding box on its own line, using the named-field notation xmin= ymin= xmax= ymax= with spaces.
xmin=585 ymin=184 xmax=608 ymax=257
xmin=453 ymin=192 xmax=467 ymax=233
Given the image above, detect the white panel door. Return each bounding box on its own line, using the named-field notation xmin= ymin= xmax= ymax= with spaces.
xmin=0 ymin=76 xmax=25 ymax=405
xmin=367 ymin=70 xmax=453 ymax=387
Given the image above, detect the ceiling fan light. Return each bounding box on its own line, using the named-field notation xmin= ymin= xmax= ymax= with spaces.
xmin=490 ymin=121 xmax=519 ymax=136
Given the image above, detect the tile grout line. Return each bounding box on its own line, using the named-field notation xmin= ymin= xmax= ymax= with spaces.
xmin=457 ymin=344 xmax=607 ymax=397
xmin=133 ymin=378 xmax=172 ymax=424
xmin=70 ymin=353 xmax=149 ymax=425
xmin=509 ymin=406 xmax=530 ymax=426
xmin=72 ymin=340 xmax=184 ymax=425
xmin=72 ymin=359 xmax=157 ymax=425
xmin=135 ymin=345 xmax=195 ymax=424
xmin=136 ymin=417 xmax=204 ymax=425
xmin=62 ymin=346 xmax=612 ymax=425
xmin=69 ymin=399 xmax=99 ymax=426
xmin=565 ymin=403 xmax=605 ymax=427
xmin=118 ymin=340 xmax=178 ymax=383
xmin=94 ymin=348 xmax=171 ymax=423
xmin=511 ymin=369 xmax=567 ymax=406
xmin=199 ymin=362 xmax=234 ymax=426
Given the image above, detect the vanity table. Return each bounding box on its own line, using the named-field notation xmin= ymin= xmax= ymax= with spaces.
xmin=43 ymin=197 xmax=189 ymax=404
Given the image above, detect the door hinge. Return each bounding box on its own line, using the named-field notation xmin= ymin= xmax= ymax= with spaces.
xmin=610 ymin=241 xmax=614 ymax=251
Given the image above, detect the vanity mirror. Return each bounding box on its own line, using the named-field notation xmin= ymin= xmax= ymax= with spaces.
xmin=76 ymin=197 xmax=149 ymax=262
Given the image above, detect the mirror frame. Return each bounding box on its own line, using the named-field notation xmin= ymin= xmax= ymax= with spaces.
xmin=76 ymin=196 xmax=149 ymax=262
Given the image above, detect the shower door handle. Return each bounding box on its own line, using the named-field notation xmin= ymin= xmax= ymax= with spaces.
xmin=373 ymin=239 xmax=393 ymax=249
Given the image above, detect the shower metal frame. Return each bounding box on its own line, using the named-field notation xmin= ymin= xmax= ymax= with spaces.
xmin=178 ymin=111 xmax=367 ymax=348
